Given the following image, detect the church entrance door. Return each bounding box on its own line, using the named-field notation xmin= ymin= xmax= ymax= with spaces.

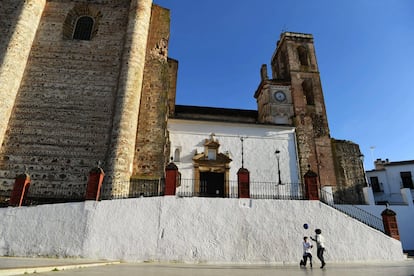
xmin=200 ymin=172 xmax=224 ymax=197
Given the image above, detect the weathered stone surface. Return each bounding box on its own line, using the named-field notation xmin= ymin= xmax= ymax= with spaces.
xmin=0 ymin=0 xmax=155 ymax=198
xmin=132 ymin=4 xmax=171 ymax=180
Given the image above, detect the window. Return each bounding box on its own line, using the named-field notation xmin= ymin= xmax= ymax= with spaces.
xmin=173 ymin=148 xmax=180 ymax=162
xmin=370 ymin=176 xmax=381 ymax=192
xmin=297 ymin=46 xmax=309 ymax=66
xmin=207 ymin=149 xmax=216 ymax=160
xmin=302 ymin=79 xmax=314 ymax=105
xmin=400 ymin=171 xmax=414 ymax=189
xmin=63 ymin=5 xmax=102 ymax=40
xmin=73 ymin=16 xmax=94 ymax=40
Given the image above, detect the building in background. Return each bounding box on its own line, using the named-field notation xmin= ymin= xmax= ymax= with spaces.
xmin=366 ymin=159 xmax=414 ymax=205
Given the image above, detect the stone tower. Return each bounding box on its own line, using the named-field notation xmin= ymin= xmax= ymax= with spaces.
xmin=0 ymin=0 xmax=175 ymax=199
xmin=255 ymin=32 xmax=337 ymax=187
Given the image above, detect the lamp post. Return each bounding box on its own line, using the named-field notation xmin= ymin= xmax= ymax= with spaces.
xmin=275 ymin=149 xmax=281 ymax=185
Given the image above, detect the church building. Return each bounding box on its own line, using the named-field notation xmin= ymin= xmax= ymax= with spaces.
xmin=0 ymin=0 xmax=365 ymax=202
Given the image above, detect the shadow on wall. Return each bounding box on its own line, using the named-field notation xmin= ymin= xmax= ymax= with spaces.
xmin=0 ymin=2 xmax=25 ymax=67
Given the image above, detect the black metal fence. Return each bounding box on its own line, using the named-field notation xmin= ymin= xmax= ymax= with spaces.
xmin=176 ymin=179 xmax=306 ymax=200
xmin=320 ymin=188 xmax=385 ymax=232
xmin=0 ymin=178 xmax=166 ymax=207
xmin=110 ymin=178 xmax=165 ymax=199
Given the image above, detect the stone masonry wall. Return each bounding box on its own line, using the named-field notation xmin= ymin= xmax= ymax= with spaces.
xmin=105 ymin=0 xmax=153 ymax=197
xmin=132 ymin=5 xmax=171 ymax=179
xmin=332 ymin=139 xmax=366 ymax=189
xmin=281 ymin=34 xmax=337 ymax=187
xmin=0 ymin=0 xmax=131 ymax=197
xmin=0 ymin=1 xmax=46 ymax=165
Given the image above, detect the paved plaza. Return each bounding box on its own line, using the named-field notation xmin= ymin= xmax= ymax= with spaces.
xmin=1 ymin=257 xmax=414 ymax=276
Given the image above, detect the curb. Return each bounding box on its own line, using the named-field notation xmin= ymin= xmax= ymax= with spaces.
xmin=0 ymin=261 xmax=121 ymax=276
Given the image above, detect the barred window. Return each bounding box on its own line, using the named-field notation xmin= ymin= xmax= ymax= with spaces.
xmin=401 ymin=171 xmax=414 ymax=189
xmin=73 ymin=16 xmax=94 ymax=40
xmin=370 ymin=176 xmax=381 ymax=192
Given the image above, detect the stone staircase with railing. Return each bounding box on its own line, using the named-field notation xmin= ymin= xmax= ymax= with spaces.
xmin=319 ymin=189 xmax=385 ymax=233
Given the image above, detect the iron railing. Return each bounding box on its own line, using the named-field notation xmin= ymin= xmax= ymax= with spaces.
xmin=110 ymin=178 xmax=165 ymax=199
xmin=320 ymin=188 xmax=385 ymax=232
xmin=176 ymin=179 xmax=306 ymax=200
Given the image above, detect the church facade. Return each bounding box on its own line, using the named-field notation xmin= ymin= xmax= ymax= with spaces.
xmin=0 ymin=0 xmax=365 ymax=201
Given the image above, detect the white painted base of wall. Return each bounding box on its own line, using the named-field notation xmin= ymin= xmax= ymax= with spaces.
xmin=0 ymin=198 xmax=404 ymax=263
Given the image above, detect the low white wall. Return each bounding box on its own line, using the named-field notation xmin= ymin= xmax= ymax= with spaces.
xmin=0 ymin=198 xmax=404 ymax=264
xmin=357 ymin=204 xmax=414 ymax=251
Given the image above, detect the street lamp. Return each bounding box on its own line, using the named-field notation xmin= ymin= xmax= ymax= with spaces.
xmin=275 ymin=149 xmax=281 ymax=185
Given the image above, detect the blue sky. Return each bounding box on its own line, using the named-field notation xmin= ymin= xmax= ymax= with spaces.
xmin=155 ymin=0 xmax=414 ymax=170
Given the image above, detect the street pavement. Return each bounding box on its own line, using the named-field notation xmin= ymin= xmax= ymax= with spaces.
xmin=0 ymin=257 xmax=119 ymax=276
xmin=1 ymin=257 xmax=414 ymax=276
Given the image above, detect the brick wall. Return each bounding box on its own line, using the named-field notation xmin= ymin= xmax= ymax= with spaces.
xmin=275 ymin=33 xmax=337 ymax=187
xmin=0 ymin=1 xmax=46 ymax=168
xmin=332 ymin=139 xmax=366 ymax=189
xmin=0 ymin=0 xmax=133 ymax=197
xmin=133 ymin=5 xmax=171 ymax=179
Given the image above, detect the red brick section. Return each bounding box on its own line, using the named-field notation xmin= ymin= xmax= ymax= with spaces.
xmin=9 ymin=173 xmax=31 ymax=207
xmin=165 ymin=162 xmax=178 ymax=196
xmin=237 ymin=168 xmax=250 ymax=198
xmin=381 ymin=208 xmax=400 ymax=240
xmin=304 ymin=169 xmax=319 ymax=200
xmin=280 ymin=34 xmax=337 ymax=188
xmin=85 ymin=167 xmax=104 ymax=201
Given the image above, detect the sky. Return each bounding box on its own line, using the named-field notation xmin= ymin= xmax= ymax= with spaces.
xmin=154 ymin=0 xmax=414 ymax=170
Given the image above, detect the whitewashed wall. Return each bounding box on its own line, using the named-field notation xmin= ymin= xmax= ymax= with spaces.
xmin=357 ymin=203 xmax=414 ymax=251
xmin=168 ymin=119 xmax=300 ymax=183
xmin=367 ymin=162 xmax=414 ymax=204
xmin=0 ymin=198 xmax=404 ymax=263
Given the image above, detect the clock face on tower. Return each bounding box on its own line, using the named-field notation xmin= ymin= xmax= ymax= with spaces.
xmin=274 ymin=91 xmax=286 ymax=102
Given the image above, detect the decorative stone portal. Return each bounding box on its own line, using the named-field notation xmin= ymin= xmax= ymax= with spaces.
xmin=193 ymin=134 xmax=232 ymax=197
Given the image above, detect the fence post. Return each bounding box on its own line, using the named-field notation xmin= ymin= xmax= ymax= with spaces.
xmin=9 ymin=173 xmax=31 ymax=207
xmin=321 ymin=186 xmax=334 ymax=204
xmin=85 ymin=167 xmax=105 ymax=201
xmin=381 ymin=207 xmax=400 ymax=240
xmin=237 ymin=168 xmax=250 ymax=198
xmin=165 ymin=162 xmax=179 ymax=196
xmin=304 ymin=169 xmax=319 ymax=200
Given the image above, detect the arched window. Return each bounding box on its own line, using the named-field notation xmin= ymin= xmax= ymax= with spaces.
xmin=63 ymin=5 xmax=102 ymax=40
xmin=297 ymin=46 xmax=309 ymax=66
xmin=302 ymin=79 xmax=314 ymax=105
xmin=73 ymin=16 xmax=94 ymax=40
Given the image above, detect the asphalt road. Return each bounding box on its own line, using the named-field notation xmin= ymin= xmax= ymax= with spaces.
xmin=38 ymin=262 xmax=414 ymax=276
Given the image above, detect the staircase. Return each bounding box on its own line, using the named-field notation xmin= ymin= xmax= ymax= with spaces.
xmin=320 ymin=189 xmax=385 ymax=233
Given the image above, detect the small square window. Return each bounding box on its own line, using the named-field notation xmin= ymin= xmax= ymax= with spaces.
xmin=208 ymin=149 xmax=216 ymax=160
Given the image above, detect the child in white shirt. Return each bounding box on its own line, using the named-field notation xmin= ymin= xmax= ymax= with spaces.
xmin=301 ymin=236 xmax=313 ymax=268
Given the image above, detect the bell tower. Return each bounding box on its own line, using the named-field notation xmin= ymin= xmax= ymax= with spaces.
xmin=256 ymin=32 xmax=337 ymax=187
